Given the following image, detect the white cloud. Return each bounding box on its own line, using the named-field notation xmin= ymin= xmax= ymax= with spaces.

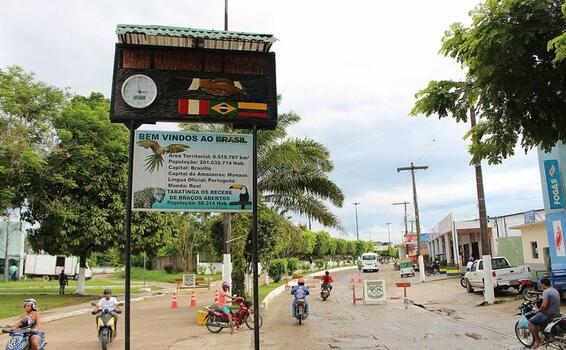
xmin=0 ymin=0 xmax=543 ymax=238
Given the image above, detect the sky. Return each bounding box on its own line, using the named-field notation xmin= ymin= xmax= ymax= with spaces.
xmin=0 ymin=0 xmax=545 ymax=243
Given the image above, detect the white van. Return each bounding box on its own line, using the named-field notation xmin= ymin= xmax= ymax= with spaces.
xmin=360 ymin=252 xmax=380 ymax=272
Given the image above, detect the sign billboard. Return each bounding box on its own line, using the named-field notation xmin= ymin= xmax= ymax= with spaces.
xmin=110 ymin=45 xmax=277 ymax=129
xmin=544 ymin=160 xmax=565 ymax=209
xmin=546 ymin=212 xmax=566 ymax=268
xmin=132 ymin=130 xmax=253 ymax=212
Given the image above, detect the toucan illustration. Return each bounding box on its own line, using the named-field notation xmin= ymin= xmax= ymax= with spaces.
xmin=229 ymin=183 xmax=251 ymax=209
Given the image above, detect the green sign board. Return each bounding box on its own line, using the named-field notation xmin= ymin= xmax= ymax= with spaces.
xmin=132 ymin=130 xmax=253 ymax=212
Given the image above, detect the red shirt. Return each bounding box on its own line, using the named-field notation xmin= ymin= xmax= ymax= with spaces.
xmin=322 ymin=275 xmax=333 ymax=284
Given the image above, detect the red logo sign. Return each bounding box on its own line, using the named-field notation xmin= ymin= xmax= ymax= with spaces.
xmin=550 ymin=164 xmax=556 ymax=177
xmin=556 ymin=224 xmax=563 ymax=252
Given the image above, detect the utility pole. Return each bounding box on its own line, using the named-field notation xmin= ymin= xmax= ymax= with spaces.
xmin=397 ymin=163 xmax=428 ymax=257
xmin=386 ymin=223 xmax=391 ymax=249
xmin=470 ymin=107 xmax=490 ymax=255
xmin=3 ymin=216 xmax=9 ymax=282
xmin=393 ymin=201 xmax=410 ymax=239
xmin=352 ymin=202 xmax=360 ymax=240
xmin=222 ymin=0 xmax=233 ymax=291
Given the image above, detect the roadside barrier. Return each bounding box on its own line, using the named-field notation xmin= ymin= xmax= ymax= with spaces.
xmin=171 ymin=293 xmax=178 ymax=309
xmin=352 ymin=283 xmax=363 ymax=305
xmin=351 ymin=274 xmax=354 ymax=283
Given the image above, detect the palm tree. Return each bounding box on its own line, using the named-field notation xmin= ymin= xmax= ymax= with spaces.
xmin=180 ymin=110 xmax=344 ymax=229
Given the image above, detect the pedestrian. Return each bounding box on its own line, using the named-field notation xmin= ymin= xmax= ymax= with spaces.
xmin=8 ymin=263 xmax=18 ymax=281
xmin=58 ymin=269 xmax=68 ymax=295
xmin=466 ymin=257 xmax=474 ymax=271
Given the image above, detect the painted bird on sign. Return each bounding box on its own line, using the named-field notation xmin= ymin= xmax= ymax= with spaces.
xmin=137 ymin=140 xmax=190 ymax=173
xmin=229 ymin=183 xmax=251 ymax=209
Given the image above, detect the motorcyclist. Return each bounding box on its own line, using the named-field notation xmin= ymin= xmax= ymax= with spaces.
xmin=321 ymin=271 xmax=333 ymax=291
xmin=291 ymin=278 xmax=310 ymax=317
xmin=11 ymin=298 xmax=44 ymax=350
xmin=218 ymin=281 xmax=237 ymax=335
xmin=95 ymin=288 xmax=121 ymax=333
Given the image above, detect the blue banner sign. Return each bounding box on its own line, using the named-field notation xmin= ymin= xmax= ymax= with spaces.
xmin=544 ymin=160 xmax=565 ymax=209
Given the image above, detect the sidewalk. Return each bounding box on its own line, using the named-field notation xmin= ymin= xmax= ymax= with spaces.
xmin=0 ymin=281 xmax=178 ymax=328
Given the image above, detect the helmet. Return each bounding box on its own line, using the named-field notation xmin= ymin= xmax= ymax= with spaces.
xmin=325 ymin=271 xmax=330 ymax=275
xmin=19 ymin=317 xmax=33 ymax=328
xmin=23 ymin=298 xmax=37 ymax=311
xmin=222 ymin=281 xmax=230 ymax=289
xmin=298 ymin=278 xmax=305 ymax=285
xmin=103 ymin=288 xmax=112 ymax=295
xmin=468 ymin=257 xmax=474 ymax=262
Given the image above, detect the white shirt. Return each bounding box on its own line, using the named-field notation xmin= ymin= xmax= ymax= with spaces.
xmin=98 ymin=297 xmax=119 ymax=311
xmin=466 ymin=261 xmax=474 ymax=270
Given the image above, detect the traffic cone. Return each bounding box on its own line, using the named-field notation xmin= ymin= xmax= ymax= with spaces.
xmin=351 ymin=274 xmax=354 ymax=283
xmin=190 ymin=290 xmax=197 ymax=307
xmin=214 ymin=291 xmax=219 ymax=303
xmin=358 ymin=274 xmax=363 ymax=283
xmin=170 ymin=293 xmax=178 ymax=309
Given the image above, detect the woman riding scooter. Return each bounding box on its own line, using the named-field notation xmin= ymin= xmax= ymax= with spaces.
xmin=11 ymin=299 xmax=45 ymax=350
xmin=218 ymin=282 xmax=237 ymax=335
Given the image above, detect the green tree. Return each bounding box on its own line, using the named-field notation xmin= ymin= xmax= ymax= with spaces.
xmin=0 ymin=66 xmax=67 ymax=213
xmin=181 ymin=111 xmax=344 ymax=228
xmin=411 ymin=0 xmax=566 ymax=165
xmin=297 ymin=230 xmax=316 ymax=259
xmin=334 ymin=238 xmax=347 ymax=258
xmin=549 ymin=2 xmax=566 ymax=63
xmin=313 ymin=231 xmax=332 ymax=258
xmin=24 ymin=93 xmax=128 ymax=294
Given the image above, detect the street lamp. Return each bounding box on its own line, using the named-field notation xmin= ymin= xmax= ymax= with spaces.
xmin=386 ymin=223 xmax=391 ymax=249
xmin=352 ymin=202 xmax=360 ymax=240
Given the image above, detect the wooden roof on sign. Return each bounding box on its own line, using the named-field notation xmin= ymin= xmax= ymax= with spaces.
xmin=116 ymin=24 xmax=277 ymax=52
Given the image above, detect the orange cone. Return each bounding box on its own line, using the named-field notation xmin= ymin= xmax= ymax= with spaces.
xmin=170 ymin=293 xmax=178 ymax=309
xmin=358 ymin=274 xmax=363 ymax=283
xmin=190 ymin=290 xmax=197 ymax=307
xmin=351 ymin=274 xmax=354 ymax=283
xmin=214 ymin=291 xmax=219 ymax=303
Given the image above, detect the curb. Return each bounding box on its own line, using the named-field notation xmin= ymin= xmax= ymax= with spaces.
xmin=0 ymin=293 xmax=165 ymax=328
xmin=261 ymin=265 xmax=356 ymax=311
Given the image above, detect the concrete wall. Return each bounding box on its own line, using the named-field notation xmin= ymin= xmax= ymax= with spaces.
xmin=520 ymin=223 xmax=548 ymax=268
xmin=497 ymin=236 xmax=524 ymax=266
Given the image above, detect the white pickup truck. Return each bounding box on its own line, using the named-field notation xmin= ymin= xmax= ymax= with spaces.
xmin=463 ymin=256 xmax=531 ymax=293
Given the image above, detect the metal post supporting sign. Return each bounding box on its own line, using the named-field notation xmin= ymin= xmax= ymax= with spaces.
xmin=124 ymin=120 xmax=139 ymax=350
xmin=252 ymin=128 xmax=260 ymax=349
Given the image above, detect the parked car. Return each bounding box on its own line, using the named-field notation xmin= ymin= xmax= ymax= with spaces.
xmin=463 ymin=256 xmax=530 ymax=294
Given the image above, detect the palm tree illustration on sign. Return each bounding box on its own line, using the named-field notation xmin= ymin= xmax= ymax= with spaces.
xmin=137 ymin=140 xmax=190 ymax=173
xmin=229 ymin=183 xmax=251 ymax=209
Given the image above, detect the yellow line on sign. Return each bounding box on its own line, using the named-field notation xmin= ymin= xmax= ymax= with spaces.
xmin=238 ymin=102 xmax=267 ymax=110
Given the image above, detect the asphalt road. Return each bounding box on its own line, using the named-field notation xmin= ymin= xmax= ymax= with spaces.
xmin=259 ymin=265 xmax=525 ymax=349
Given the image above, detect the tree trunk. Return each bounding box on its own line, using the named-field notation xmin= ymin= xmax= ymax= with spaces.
xmin=75 ymin=253 xmax=88 ymax=295
xmin=470 ymin=108 xmax=491 ymax=255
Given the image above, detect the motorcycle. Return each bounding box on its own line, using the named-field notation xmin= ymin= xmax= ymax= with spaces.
xmin=320 ymin=284 xmax=331 ymax=301
xmin=2 ymin=329 xmax=46 ymax=350
xmin=294 ymin=299 xmax=308 ymax=325
xmin=514 ymin=300 xmax=566 ymax=348
xmin=424 ymin=262 xmax=440 ymax=277
xmin=91 ymin=302 xmax=122 ymax=350
xmin=518 ymin=279 xmax=542 ymax=301
xmin=204 ymin=296 xmax=263 ymax=333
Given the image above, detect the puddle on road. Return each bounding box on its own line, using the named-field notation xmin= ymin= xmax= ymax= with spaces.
xmin=329 ymin=337 xmax=381 ymax=349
